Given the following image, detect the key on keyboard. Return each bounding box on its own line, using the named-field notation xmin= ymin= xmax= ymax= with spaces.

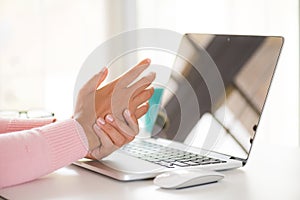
xmin=121 ymin=140 xmax=226 ymax=168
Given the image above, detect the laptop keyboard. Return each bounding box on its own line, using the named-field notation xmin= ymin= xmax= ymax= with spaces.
xmin=121 ymin=140 xmax=226 ymax=168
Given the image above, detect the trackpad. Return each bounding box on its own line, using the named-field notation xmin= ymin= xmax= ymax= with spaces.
xmin=101 ymin=150 xmax=164 ymax=173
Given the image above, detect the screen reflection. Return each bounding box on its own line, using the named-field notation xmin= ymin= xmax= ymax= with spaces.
xmin=151 ymin=34 xmax=283 ymax=160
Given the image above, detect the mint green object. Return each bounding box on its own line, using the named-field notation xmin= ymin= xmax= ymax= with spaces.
xmin=145 ymin=88 xmax=164 ymax=133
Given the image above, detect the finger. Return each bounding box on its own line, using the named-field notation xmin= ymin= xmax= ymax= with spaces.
xmin=128 ymin=72 xmax=156 ymax=93
xmin=135 ymin=103 xmax=149 ymax=119
xmin=87 ymin=125 xmax=102 ymax=160
xmin=90 ymin=124 xmax=117 ymax=160
xmin=109 ymin=112 xmax=139 ymax=139
xmin=131 ymin=83 xmax=152 ymax=101
xmin=97 ymin=117 xmax=127 ymax=147
xmin=123 ymin=109 xmax=139 ymax=135
xmin=81 ymin=67 xmax=108 ymax=94
xmin=131 ymin=87 xmax=154 ymax=110
xmin=118 ymin=58 xmax=151 ymax=86
xmin=94 ymin=121 xmax=113 ymax=146
xmin=104 ymin=114 xmax=135 ymax=142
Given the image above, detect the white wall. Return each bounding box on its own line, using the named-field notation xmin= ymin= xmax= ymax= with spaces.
xmin=0 ymin=0 xmax=137 ymax=119
xmin=0 ymin=0 xmax=113 ymax=119
xmin=0 ymin=0 xmax=298 ymax=147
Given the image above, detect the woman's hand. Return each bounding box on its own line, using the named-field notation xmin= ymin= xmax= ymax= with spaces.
xmin=95 ymin=59 xmax=155 ymax=118
xmin=74 ymin=59 xmax=156 ymax=160
xmin=88 ymin=109 xmax=138 ymax=160
xmin=73 ymin=67 xmax=108 ymax=153
xmin=95 ymin=58 xmax=156 ymax=142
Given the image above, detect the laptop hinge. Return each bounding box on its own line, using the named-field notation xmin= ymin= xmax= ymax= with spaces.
xmin=230 ymin=156 xmax=247 ymax=166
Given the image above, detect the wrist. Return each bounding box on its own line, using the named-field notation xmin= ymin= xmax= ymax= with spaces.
xmin=73 ymin=119 xmax=90 ymax=152
xmin=74 ymin=118 xmax=100 ymax=151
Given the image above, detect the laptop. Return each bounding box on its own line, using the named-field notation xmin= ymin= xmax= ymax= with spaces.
xmin=73 ymin=33 xmax=284 ymax=181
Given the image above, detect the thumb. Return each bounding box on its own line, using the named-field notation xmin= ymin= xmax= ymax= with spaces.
xmin=82 ymin=67 xmax=108 ymax=94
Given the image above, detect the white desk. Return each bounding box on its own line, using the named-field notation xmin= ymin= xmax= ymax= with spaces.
xmin=1 ymin=141 xmax=300 ymax=200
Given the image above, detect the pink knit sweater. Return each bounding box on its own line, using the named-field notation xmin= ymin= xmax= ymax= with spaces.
xmin=0 ymin=118 xmax=89 ymax=188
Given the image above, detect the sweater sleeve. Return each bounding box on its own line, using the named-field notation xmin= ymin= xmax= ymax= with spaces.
xmin=0 ymin=118 xmax=56 ymax=134
xmin=0 ymin=119 xmax=89 ymax=188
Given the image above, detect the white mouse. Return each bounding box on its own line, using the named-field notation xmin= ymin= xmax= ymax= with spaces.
xmin=153 ymin=169 xmax=224 ymax=189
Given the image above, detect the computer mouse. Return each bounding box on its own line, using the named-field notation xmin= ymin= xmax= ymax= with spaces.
xmin=153 ymin=169 xmax=224 ymax=189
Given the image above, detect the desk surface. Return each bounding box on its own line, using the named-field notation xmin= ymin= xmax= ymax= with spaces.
xmin=1 ymin=141 xmax=300 ymax=200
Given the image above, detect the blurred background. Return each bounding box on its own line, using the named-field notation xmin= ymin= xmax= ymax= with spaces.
xmin=0 ymin=0 xmax=298 ymax=148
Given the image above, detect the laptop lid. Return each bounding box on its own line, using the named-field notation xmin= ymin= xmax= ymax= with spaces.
xmin=144 ymin=33 xmax=283 ymax=165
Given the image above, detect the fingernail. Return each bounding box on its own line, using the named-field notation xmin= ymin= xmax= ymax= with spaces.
xmin=97 ymin=118 xmax=105 ymax=125
xmin=140 ymin=58 xmax=151 ymax=65
xmin=106 ymin=114 xmax=114 ymax=122
xmin=93 ymin=123 xmax=101 ymax=131
xmin=124 ymin=109 xmax=131 ymax=117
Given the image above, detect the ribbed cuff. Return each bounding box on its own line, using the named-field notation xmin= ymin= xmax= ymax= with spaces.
xmin=39 ymin=119 xmax=89 ymax=171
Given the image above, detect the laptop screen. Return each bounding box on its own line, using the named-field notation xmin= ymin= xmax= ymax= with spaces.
xmin=148 ymin=34 xmax=283 ymax=160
